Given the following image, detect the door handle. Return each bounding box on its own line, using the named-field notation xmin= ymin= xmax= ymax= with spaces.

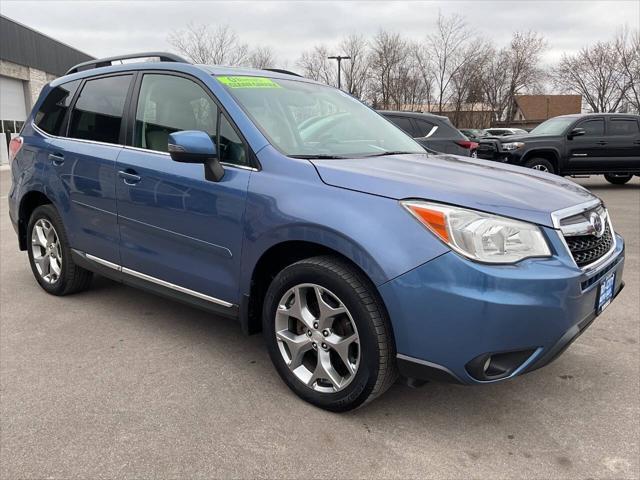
xmin=118 ymin=169 xmax=141 ymax=185
xmin=596 ymin=141 xmax=608 ymax=145
xmin=48 ymin=153 xmax=65 ymax=166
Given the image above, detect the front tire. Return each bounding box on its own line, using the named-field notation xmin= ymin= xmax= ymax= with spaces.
xmin=262 ymin=256 xmax=397 ymax=412
xmin=525 ymin=158 xmax=555 ymax=174
xmin=27 ymin=205 xmax=93 ymax=295
xmin=604 ymin=173 xmax=632 ymax=185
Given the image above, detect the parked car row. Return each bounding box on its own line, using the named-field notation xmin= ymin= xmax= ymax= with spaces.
xmin=7 ymin=53 xmax=628 ymax=411
xmin=378 ymin=110 xmax=639 ymax=185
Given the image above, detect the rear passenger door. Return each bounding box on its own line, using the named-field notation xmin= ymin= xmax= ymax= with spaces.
xmin=604 ymin=117 xmax=640 ymax=172
xmin=42 ymin=74 xmax=132 ymax=265
xmin=115 ymin=72 xmax=252 ymax=309
xmin=566 ymin=117 xmax=606 ymax=172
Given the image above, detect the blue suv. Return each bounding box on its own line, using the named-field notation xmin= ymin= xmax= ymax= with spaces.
xmin=8 ymin=53 xmax=625 ymax=411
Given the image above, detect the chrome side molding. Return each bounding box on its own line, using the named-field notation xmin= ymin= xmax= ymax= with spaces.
xmin=76 ymin=250 xmax=234 ymax=308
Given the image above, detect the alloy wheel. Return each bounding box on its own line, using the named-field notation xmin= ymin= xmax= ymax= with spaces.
xmin=31 ymin=218 xmax=62 ymax=284
xmin=274 ymin=283 xmax=360 ymax=393
xmin=532 ymin=164 xmax=549 ymax=172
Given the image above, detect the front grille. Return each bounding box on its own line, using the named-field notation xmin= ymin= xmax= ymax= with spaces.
xmin=565 ymin=223 xmax=613 ymax=267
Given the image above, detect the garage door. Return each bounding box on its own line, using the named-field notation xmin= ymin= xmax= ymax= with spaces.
xmin=0 ymin=76 xmax=27 ymax=164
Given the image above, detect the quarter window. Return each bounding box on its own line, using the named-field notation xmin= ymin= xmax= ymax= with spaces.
xmin=608 ymin=119 xmax=639 ymax=136
xmin=34 ymin=80 xmax=81 ymax=135
xmin=68 ymin=75 xmax=132 ymax=144
xmin=134 ymin=74 xmax=218 ymax=153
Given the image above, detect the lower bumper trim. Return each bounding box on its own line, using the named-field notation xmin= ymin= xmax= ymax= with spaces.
xmin=396 ymin=354 xmax=463 ymax=384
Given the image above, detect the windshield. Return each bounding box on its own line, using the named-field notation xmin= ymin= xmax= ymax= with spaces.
xmin=217 ymin=76 xmax=425 ymax=158
xmin=530 ymin=117 xmax=576 ymax=136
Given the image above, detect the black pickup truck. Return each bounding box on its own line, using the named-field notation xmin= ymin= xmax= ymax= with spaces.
xmin=477 ymin=113 xmax=640 ymax=184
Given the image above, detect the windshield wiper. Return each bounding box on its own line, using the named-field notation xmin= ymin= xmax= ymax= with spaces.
xmin=362 ymin=151 xmax=421 ymax=158
xmin=290 ymin=154 xmax=348 ymax=159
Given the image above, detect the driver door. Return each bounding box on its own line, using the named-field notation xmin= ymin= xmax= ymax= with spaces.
xmin=567 ymin=117 xmax=607 ymax=172
xmin=115 ymin=72 xmax=252 ymax=308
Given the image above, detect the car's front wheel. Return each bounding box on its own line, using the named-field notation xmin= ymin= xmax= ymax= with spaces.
xmin=27 ymin=204 xmax=93 ymax=295
xmin=525 ymin=158 xmax=555 ymax=174
xmin=263 ymin=256 xmax=397 ymax=412
xmin=604 ymin=173 xmax=633 ymax=185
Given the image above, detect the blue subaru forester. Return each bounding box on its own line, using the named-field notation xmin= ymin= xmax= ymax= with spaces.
xmin=8 ymin=53 xmax=625 ymax=411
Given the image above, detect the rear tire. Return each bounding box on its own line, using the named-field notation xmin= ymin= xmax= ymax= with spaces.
xmin=604 ymin=173 xmax=632 ymax=185
xmin=27 ymin=205 xmax=93 ymax=296
xmin=525 ymin=158 xmax=555 ymax=174
xmin=262 ymin=255 xmax=397 ymax=412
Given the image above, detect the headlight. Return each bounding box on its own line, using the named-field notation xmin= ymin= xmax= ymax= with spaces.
xmin=502 ymin=142 xmax=524 ymax=151
xmin=402 ymin=201 xmax=551 ymax=264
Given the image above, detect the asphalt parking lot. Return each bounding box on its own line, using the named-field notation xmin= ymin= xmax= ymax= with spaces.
xmin=0 ymin=168 xmax=638 ymax=479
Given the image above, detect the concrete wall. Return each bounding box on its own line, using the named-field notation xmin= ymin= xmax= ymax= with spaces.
xmin=1 ymin=59 xmax=56 ymax=111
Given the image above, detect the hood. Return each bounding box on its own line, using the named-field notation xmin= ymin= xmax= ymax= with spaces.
xmin=494 ymin=134 xmax=530 ymax=142
xmin=311 ymin=153 xmax=597 ymax=227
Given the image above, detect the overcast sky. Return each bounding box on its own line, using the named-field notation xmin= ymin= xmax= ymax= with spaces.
xmin=2 ymin=1 xmax=639 ymax=68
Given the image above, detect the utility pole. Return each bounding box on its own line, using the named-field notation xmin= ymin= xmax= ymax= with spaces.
xmin=327 ymin=55 xmax=351 ymax=90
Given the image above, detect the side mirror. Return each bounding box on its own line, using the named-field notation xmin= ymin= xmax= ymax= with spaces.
xmin=168 ymin=130 xmax=224 ymax=182
xmin=568 ymin=127 xmax=585 ymax=139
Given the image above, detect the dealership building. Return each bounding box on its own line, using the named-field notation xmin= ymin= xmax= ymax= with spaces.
xmin=0 ymin=15 xmax=93 ymax=164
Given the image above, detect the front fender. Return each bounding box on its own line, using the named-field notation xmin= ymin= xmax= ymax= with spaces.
xmin=239 ymin=146 xmax=450 ymax=295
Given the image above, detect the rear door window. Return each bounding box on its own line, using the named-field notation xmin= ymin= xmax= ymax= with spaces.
xmin=386 ymin=116 xmax=416 ymax=137
xmin=607 ymin=118 xmax=639 ymax=136
xmin=68 ymin=74 xmax=133 ymax=144
xmin=414 ymin=119 xmax=440 ymax=138
xmin=34 ymin=80 xmax=81 ymax=135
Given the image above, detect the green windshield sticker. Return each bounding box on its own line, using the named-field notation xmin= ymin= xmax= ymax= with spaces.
xmin=217 ymin=76 xmax=281 ymax=89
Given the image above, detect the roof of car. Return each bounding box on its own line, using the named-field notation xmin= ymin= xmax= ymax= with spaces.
xmin=552 ymin=113 xmax=640 ymax=119
xmin=52 ymin=60 xmax=317 ymax=87
xmin=379 ymin=110 xmax=450 ymax=121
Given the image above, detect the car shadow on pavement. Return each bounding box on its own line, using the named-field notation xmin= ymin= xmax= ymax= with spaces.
xmin=87 ymin=274 xmax=576 ymax=423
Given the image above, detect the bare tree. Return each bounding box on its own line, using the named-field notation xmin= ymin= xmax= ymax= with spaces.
xmin=616 ymin=28 xmax=640 ymax=113
xmin=503 ymin=31 xmax=547 ymax=121
xmin=413 ymin=43 xmax=436 ymax=111
xmin=339 ymin=34 xmax=370 ymax=99
xmin=297 ymin=45 xmax=336 ymax=85
xmin=554 ymin=39 xmax=629 ymax=113
xmin=247 ymin=46 xmax=276 ymax=69
xmin=427 ymin=13 xmax=474 ymax=114
xmin=449 ymin=42 xmax=492 ymax=125
xmin=369 ymin=30 xmax=408 ymax=109
xmin=168 ymin=23 xmax=248 ymax=66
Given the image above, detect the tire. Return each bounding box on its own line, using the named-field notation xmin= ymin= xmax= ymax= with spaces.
xmin=604 ymin=173 xmax=632 ymax=185
xmin=525 ymin=158 xmax=555 ymax=174
xmin=27 ymin=204 xmax=93 ymax=296
xmin=262 ymin=255 xmax=397 ymax=412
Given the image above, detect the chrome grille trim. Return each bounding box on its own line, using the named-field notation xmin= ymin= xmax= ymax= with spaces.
xmin=551 ymin=200 xmax=617 ymax=272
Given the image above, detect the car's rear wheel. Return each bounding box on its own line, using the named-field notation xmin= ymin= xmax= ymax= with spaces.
xmin=604 ymin=173 xmax=633 ymax=185
xmin=263 ymin=256 xmax=397 ymax=412
xmin=525 ymin=158 xmax=555 ymax=174
xmin=27 ymin=205 xmax=92 ymax=295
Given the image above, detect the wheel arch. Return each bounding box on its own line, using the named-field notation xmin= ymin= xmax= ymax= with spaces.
xmin=18 ymin=190 xmax=54 ymax=250
xmin=241 ymin=239 xmax=388 ymax=336
xmin=522 ymin=149 xmax=561 ymax=172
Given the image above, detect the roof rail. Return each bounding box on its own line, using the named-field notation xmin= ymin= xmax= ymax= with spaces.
xmin=263 ymin=68 xmax=302 ymax=77
xmin=65 ymin=52 xmax=190 ymax=75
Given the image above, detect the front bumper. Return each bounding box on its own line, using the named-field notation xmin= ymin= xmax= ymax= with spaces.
xmin=379 ymin=230 xmax=625 ymax=384
xmin=476 ymin=143 xmax=523 ymax=164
